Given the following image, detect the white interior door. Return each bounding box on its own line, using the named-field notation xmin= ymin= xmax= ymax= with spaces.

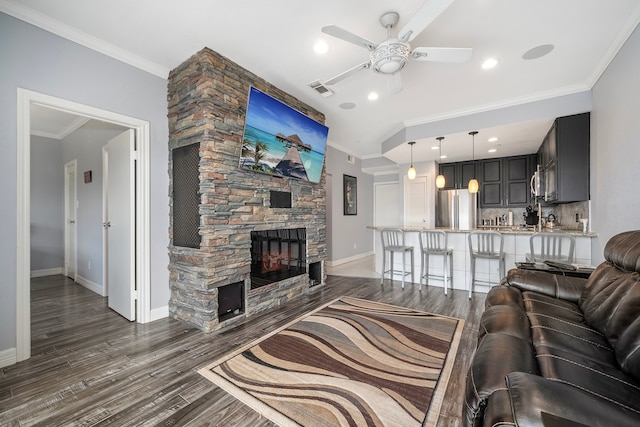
xmin=374 ymin=182 xmax=401 ymax=228
xmin=404 ymin=175 xmax=434 ymax=227
xmin=104 ymin=130 xmax=136 ymax=321
xmin=64 ymin=160 xmax=77 ymax=279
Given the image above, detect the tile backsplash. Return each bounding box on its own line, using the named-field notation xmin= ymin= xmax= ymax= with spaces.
xmin=479 ymin=201 xmax=590 ymax=230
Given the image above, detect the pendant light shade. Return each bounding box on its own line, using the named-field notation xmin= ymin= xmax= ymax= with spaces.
xmin=407 ymin=141 xmax=416 ymax=180
xmin=468 ymin=131 xmax=479 ymax=193
xmin=435 ymin=136 xmax=445 ymax=188
xmin=468 ymin=178 xmax=479 ymax=193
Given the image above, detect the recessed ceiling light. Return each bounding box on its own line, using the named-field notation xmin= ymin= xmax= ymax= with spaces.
xmin=440 ymin=155 xmax=447 ymax=159
xmin=488 ymin=148 xmax=497 ymax=153
xmin=313 ymin=40 xmax=329 ymax=55
xmin=431 ymin=146 xmax=439 ymax=150
xmin=368 ymin=92 xmax=379 ymax=101
xmin=522 ymin=44 xmax=554 ymax=60
xmin=488 ymin=137 xmax=498 ymax=142
xmin=339 ymin=102 xmax=356 ymax=110
xmin=482 ymin=58 xmax=499 ymax=69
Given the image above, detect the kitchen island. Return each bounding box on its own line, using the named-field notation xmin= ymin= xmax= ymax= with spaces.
xmin=368 ymin=226 xmax=596 ymax=294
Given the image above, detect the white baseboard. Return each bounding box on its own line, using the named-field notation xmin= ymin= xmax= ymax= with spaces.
xmin=326 ymin=251 xmax=374 ymax=267
xmin=76 ymin=274 xmax=105 ymax=296
xmin=149 ymin=305 xmax=169 ymax=322
xmin=0 ymin=347 xmax=17 ymax=368
xmin=30 ymin=267 xmax=64 ymax=278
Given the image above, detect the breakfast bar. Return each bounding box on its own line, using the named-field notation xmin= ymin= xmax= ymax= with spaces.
xmin=368 ymin=226 xmax=596 ymax=294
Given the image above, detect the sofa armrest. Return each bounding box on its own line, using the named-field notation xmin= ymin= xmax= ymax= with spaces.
xmin=506 ymin=372 xmax=640 ymax=426
xmin=503 ymin=268 xmax=587 ymax=303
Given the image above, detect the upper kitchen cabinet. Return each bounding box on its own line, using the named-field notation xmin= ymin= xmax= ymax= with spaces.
xmin=505 ymin=155 xmax=536 ymax=206
xmin=478 ymin=154 xmax=537 ymax=208
xmin=479 ymin=158 xmax=502 ymax=207
xmin=439 ymin=161 xmax=475 ymax=189
xmin=539 ymin=113 xmax=590 ymax=203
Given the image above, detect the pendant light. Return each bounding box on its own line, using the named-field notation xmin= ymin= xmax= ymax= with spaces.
xmin=468 ymin=131 xmax=479 ymax=193
xmin=435 ymin=136 xmax=445 ymax=188
xmin=407 ymin=141 xmax=416 ymax=180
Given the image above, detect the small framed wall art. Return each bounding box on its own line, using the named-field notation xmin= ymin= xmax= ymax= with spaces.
xmin=343 ymin=174 xmax=357 ymax=215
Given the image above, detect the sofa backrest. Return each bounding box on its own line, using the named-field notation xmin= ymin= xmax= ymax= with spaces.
xmin=579 ymin=230 xmax=640 ymax=379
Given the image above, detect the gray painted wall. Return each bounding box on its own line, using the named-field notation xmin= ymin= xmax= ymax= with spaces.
xmin=0 ymin=13 xmax=169 ymax=353
xmin=590 ymin=22 xmax=640 ymax=263
xmin=325 ymin=145 xmax=374 ymax=262
xmin=30 ymin=136 xmax=64 ymax=271
xmin=61 ymin=121 xmax=128 ymax=286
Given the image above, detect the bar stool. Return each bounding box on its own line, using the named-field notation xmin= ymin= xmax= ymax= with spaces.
xmin=468 ymin=231 xmax=505 ymax=299
xmin=527 ymin=232 xmax=575 ymax=263
xmin=380 ymin=228 xmax=414 ymax=288
xmin=419 ymin=230 xmax=453 ymax=294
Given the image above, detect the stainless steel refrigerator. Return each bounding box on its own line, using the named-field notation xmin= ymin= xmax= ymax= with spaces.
xmin=436 ymin=189 xmax=477 ymax=230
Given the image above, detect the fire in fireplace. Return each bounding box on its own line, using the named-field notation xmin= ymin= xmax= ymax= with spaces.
xmin=250 ymin=228 xmax=306 ymax=289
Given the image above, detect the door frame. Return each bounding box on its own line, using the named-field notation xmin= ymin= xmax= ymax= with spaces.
xmin=63 ymin=159 xmax=78 ymax=280
xmin=16 ymin=88 xmax=151 ymax=362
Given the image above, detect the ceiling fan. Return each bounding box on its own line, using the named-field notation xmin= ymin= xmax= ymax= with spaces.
xmin=318 ymin=0 xmax=472 ymax=89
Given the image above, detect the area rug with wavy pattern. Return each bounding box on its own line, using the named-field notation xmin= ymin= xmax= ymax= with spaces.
xmin=198 ymin=296 xmax=464 ymax=427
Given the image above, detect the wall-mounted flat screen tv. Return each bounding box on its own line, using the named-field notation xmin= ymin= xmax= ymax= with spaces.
xmin=239 ymin=86 xmax=329 ymax=183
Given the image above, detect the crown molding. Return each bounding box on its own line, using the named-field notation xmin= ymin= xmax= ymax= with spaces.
xmin=31 ymin=116 xmax=91 ymax=140
xmin=0 ymin=0 xmax=169 ymax=78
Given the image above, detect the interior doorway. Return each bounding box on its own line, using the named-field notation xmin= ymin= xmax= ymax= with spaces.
xmin=64 ymin=159 xmax=78 ymax=280
xmin=16 ymin=89 xmax=152 ymax=362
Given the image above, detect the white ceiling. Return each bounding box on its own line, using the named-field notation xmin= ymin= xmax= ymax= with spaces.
xmin=7 ymin=0 xmax=640 ymax=165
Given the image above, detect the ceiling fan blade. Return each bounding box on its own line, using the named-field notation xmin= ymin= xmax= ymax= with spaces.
xmin=387 ymin=73 xmax=403 ymax=94
xmin=322 ymin=25 xmax=377 ymax=51
xmin=398 ymin=0 xmax=455 ymax=42
xmin=324 ymin=62 xmax=371 ymax=86
xmin=411 ymin=47 xmax=472 ymax=62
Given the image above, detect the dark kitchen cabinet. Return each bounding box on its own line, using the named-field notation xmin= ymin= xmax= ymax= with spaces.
xmin=439 ymin=163 xmax=457 ymax=190
xmin=441 ymin=154 xmax=536 ymax=208
xmin=539 ymin=113 xmax=590 ymax=203
xmin=504 ymin=155 xmax=535 ymax=206
xmin=479 ymin=159 xmax=502 ymax=207
xmin=438 ymin=161 xmax=476 ymax=189
xmin=478 ymin=154 xmax=536 ymax=208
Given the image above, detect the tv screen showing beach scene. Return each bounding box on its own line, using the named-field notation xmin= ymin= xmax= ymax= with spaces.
xmin=239 ymin=87 xmax=329 ymax=183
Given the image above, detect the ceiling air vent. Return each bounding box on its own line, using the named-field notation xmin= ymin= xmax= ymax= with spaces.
xmin=308 ymin=81 xmax=334 ymax=97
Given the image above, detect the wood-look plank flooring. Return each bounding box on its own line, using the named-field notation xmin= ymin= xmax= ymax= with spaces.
xmin=1 ymin=274 xmax=485 ymax=426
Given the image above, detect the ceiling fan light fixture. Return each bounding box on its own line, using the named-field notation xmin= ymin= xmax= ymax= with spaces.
xmin=371 ymin=39 xmax=410 ymax=74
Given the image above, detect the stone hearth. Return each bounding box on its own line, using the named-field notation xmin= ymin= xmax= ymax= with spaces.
xmin=167 ymin=48 xmax=327 ymax=332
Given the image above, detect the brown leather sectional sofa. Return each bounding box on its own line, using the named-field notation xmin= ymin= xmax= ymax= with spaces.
xmin=464 ymin=230 xmax=640 ymax=426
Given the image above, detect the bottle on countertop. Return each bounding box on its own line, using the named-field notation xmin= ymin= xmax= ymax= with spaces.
xmin=508 ymin=211 xmax=514 ymax=226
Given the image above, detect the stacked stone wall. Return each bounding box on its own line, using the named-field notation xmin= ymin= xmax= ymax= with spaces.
xmin=167 ymin=48 xmax=326 ymax=332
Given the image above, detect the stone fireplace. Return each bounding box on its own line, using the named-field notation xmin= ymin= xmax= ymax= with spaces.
xmin=167 ymin=48 xmax=327 ymax=332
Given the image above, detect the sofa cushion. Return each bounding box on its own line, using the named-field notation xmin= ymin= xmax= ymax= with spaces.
xmin=529 ymin=314 xmax=615 ymax=366
xmin=579 ymin=262 xmax=640 ymax=360
xmin=478 ymin=304 xmax=530 ymax=342
xmin=506 ymin=372 xmax=640 ymax=426
xmin=504 ymin=268 xmax=586 ymax=302
xmin=485 ymin=284 xmax=523 ymax=309
xmin=465 ymin=334 xmax=538 ymax=426
xmin=481 ymin=389 xmax=514 ymax=427
xmin=616 ymin=316 xmax=640 ymax=380
xmin=522 ymin=291 xmax=584 ymax=324
xmin=534 ymin=351 xmax=640 ymax=414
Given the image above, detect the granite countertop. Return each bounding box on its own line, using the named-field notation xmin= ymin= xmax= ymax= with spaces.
xmin=367 ymin=225 xmax=597 ymax=237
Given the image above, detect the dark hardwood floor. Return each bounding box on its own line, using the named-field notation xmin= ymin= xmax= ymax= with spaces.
xmin=1 ymin=274 xmax=485 ymax=426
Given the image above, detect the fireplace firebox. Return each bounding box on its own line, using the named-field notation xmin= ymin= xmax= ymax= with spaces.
xmin=250 ymin=228 xmax=306 ymax=289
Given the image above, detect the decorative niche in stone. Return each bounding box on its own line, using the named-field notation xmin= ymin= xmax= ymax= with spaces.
xmin=172 ymin=143 xmax=200 ymax=248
